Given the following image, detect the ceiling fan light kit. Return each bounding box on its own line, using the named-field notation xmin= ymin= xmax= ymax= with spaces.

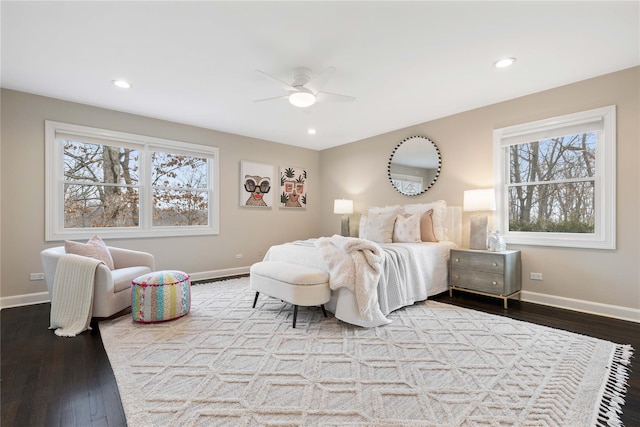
xmin=255 ymin=66 xmax=354 ymax=108
xmin=289 ymin=89 xmax=316 ymax=108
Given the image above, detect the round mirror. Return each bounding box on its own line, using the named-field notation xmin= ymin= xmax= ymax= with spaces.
xmin=388 ymin=136 xmax=441 ymax=196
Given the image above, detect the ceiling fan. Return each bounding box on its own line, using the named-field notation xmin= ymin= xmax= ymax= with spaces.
xmin=254 ymin=66 xmax=355 ymax=108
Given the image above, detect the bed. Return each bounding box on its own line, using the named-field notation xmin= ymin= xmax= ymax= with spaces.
xmin=263 ymin=201 xmax=462 ymax=327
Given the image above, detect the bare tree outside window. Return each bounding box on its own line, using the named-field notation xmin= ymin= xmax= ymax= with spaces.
xmin=151 ymin=152 xmax=209 ymax=226
xmin=508 ymin=133 xmax=596 ymax=233
xmin=63 ymin=140 xmax=140 ymax=228
xmin=63 ymin=141 xmax=212 ymax=228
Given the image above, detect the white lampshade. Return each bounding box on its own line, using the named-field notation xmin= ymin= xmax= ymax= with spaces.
xmin=289 ymin=90 xmax=316 ymax=108
xmin=333 ymin=199 xmax=353 ymax=215
xmin=463 ymin=189 xmax=496 ymax=212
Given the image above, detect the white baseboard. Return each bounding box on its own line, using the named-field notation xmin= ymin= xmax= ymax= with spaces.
xmin=521 ymin=291 xmax=640 ymax=323
xmin=0 ymin=267 xmax=251 ymax=310
xmin=189 ymin=266 xmax=250 ymax=282
xmin=1 ymin=291 xmax=50 ymax=309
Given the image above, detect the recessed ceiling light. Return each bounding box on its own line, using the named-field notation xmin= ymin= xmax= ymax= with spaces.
xmin=112 ymin=79 xmax=132 ymax=89
xmin=493 ymin=57 xmax=517 ymax=69
xmin=307 ymin=128 xmax=317 ymax=135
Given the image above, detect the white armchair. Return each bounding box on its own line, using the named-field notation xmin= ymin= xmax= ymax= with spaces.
xmin=41 ymin=246 xmax=155 ymax=318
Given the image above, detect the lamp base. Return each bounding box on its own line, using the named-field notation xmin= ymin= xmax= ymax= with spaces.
xmin=469 ymin=215 xmax=488 ymax=250
xmin=340 ymin=216 xmax=350 ymax=237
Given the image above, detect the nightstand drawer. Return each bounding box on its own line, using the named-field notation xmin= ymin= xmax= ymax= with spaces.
xmin=450 ymin=269 xmax=505 ymax=294
xmin=450 ymin=251 xmax=504 ymax=273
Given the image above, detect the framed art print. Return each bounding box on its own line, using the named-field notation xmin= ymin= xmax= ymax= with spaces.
xmin=279 ymin=166 xmax=307 ymax=209
xmin=240 ymin=161 xmax=274 ymax=208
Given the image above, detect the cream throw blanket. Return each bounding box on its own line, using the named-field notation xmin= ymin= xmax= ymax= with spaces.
xmin=314 ymin=235 xmax=385 ymax=322
xmin=49 ymin=254 xmax=102 ymax=337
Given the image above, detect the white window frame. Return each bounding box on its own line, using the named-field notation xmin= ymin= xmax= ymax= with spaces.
xmin=45 ymin=121 xmax=220 ymax=241
xmin=493 ymin=105 xmax=616 ymax=249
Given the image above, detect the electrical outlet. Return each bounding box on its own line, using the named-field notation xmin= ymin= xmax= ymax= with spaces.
xmin=529 ymin=272 xmax=543 ymax=281
xmin=235 ymin=253 xmax=244 ymax=259
xmin=30 ymin=272 xmax=45 ymax=281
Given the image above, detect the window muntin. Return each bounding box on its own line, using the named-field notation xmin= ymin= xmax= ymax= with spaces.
xmin=46 ymin=121 xmax=219 ymax=240
xmin=493 ymin=106 xmax=615 ymax=249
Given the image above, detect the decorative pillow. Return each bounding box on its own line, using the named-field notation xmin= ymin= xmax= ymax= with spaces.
xmin=361 ymin=213 xmax=397 ymax=243
xmin=64 ymin=235 xmax=114 ymax=270
xmin=403 ymin=200 xmax=448 ymax=241
xmin=392 ymin=214 xmax=422 ymax=243
xmin=419 ymin=209 xmax=439 ymax=242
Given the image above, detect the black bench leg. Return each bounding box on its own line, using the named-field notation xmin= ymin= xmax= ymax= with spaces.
xmin=292 ymin=305 xmax=298 ymax=328
xmin=252 ymin=292 xmax=260 ymax=308
xmin=321 ymin=304 xmax=327 ymax=317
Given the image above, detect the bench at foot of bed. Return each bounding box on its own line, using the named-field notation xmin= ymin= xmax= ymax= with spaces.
xmin=249 ymin=261 xmax=330 ymax=328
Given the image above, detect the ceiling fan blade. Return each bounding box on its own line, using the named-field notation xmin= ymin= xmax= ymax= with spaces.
xmin=316 ymin=91 xmax=355 ymax=103
xmin=256 ymin=69 xmax=296 ymax=91
xmin=305 ymin=66 xmax=336 ymax=94
xmin=253 ymin=94 xmax=289 ymax=103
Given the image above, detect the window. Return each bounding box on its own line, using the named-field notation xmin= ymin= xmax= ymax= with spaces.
xmin=390 ymin=173 xmax=423 ymax=196
xmin=493 ymin=106 xmax=615 ymax=249
xmin=45 ymin=121 xmax=219 ymax=240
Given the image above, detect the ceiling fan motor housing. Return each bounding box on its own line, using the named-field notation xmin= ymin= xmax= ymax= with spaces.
xmin=292 ymin=67 xmax=312 ymax=89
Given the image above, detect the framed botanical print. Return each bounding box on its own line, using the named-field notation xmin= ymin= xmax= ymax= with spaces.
xmin=279 ymin=166 xmax=307 ymax=209
xmin=240 ymin=161 xmax=273 ymax=208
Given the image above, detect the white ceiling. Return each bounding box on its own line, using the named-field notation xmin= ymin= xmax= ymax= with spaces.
xmin=2 ymin=1 xmax=638 ymax=151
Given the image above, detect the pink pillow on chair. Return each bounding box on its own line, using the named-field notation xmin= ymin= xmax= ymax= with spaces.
xmin=64 ymin=235 xmax=115 ymax=270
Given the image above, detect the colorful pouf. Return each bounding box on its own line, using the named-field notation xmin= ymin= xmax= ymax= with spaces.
xmin=131 ymin=270 xmax=191 ymax=323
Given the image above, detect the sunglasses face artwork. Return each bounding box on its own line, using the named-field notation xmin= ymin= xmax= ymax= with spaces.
xmin=244 ymin=175 xmax=271 ymax=206
xmin=279 ymin=167 xmax=307 ymax=209
xmin=283 ymin=180 xmax=304 ymax=207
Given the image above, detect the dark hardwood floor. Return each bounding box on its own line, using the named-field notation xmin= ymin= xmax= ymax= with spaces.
xmin=2 ymin=291 xmax=638 ymax=426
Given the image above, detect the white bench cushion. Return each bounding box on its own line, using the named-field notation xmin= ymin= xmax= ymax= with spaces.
xmin=250 ymin=261 xmax=328 ymax=285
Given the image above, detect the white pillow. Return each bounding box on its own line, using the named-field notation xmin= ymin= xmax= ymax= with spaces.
xmin=360 ymin=213 xmax=397 ymax=243
xmin=367 ymin=205 xmax=402 ymax=216
xmin=358 ymin=214 xmax=369 ymax=239
xmin=392 ymin=214 xmax=422 ymax=243
xmin=403 ymin=200 xmax=448 ymax=241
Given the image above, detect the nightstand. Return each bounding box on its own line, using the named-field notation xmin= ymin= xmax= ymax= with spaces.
xmin=449 ymin=248 xmax=521 ymax=308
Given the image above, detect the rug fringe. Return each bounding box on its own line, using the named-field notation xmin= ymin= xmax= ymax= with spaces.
xmin=594 ymin=344 xmax=634 ymax=427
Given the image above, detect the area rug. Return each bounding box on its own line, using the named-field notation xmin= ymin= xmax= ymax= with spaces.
xmin=99 ymin=278 xmax=632 ymax=426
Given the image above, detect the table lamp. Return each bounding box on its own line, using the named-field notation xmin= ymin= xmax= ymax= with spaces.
xmin=463 ymin=189 xmax=496 ymax=250
xmin=333 ymin=199 xmax=353 ymax=237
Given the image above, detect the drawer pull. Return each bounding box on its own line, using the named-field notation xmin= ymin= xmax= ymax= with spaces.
xmin=492 ymin=280 xmax=498 ymax=285
xmin=492 ymin=262 xmax=498 ymax=267
xmin=454 ymin=275 xmax=459 ymax=279
xmin=454 ymin=258 xmax=460 ymax=263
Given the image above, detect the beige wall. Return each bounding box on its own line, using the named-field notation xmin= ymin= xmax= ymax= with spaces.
xmin=2 ymin=67 xmax=638 ymax=317
xmin=1 ymin=89 xmax=321 ymax=301
xmin=319 ymin=67 xmax=640 ymax=314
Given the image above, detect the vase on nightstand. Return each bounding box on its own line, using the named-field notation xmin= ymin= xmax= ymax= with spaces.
xmin=488 ymin=230 xmax=506 ymax=252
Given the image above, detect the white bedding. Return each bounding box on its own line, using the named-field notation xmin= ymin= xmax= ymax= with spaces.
xmin=263 ymin=239 xmax=457 ymax=327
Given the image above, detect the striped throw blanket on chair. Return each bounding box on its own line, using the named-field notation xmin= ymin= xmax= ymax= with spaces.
xmin=49 ymin=254 xmax=102 ymax=337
